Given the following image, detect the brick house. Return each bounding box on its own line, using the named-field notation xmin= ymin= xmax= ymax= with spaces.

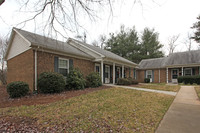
xmin=137 ymin=50 xmax=200 ymax=83
xmin=5 ymin=28 xmax=137 ymax=91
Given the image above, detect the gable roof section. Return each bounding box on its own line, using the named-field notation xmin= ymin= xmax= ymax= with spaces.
xmin=139 ymin=50 xmax=200 ymax=69
xmin=165 ymin=50 xmax=200 ymax=67
xmin=139 ymin=57 xmax=166 ymax=69
xmin=13 ymin=28 xmax=93 ymax=59
xmin=68 ymin=38 xmax=137 ymax=66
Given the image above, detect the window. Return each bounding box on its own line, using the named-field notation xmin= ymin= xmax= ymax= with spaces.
xmin=146 ymin=70 xmax=152 ymax=79
xmin=95 ymin=64 xmax=100 ymax=74
xmin=184 ymin=68 xmax=192 ymax=76
xmin=58 ymin=58 xmax=69 ymax=77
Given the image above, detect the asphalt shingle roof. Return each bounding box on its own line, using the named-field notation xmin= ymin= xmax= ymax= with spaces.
xmin=139 ymin=57 xmax=166 ymax=69
xmin=15 ymin=28 xmax=137 ymax=65
xmin=69 ymin=38 xmax=137 ymax=65
xmin=139 ymin=50 xmax=200 ymax=69
xmin=14 ymin=28 xmax=93 ymax=59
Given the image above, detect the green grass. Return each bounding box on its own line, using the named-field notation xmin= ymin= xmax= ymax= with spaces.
xmin=0 ymin=88 xmax=174 ymax=132
xmin=137 ymin=83 xmax=180 ymax=92
xmin=195 ymin=87 xmax=200 ymax=99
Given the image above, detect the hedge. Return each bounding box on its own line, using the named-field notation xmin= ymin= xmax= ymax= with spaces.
xmin=178 ymin=75 xmax=200 ymax=85
xmin=7 ymin=81 xmax=30 ymax=98
xmin=117 ymin=78 xmax=138 ymax=85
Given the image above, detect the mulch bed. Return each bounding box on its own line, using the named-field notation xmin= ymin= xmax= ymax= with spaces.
xmin=0 ymin=85 xmax=111 ymax=108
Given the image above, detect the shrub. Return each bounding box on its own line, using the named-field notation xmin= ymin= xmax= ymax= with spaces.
xmin=127 ymin=77 xmax=139 ymax=85
xmin=7 ymin=81 xmax=29 ymax=98
xmin=178 ymin=75 xmax=200 ymax=85
xmin=144 ymin=78 xmax=150 ymax=83
xmin=117 ymin=78 xmax=132 ymax=85
xmin=38 ymin=72 xmax=65 ymax=94
xmin=66 ymin=68 xmax=86 ymax=90
xmin=86 ymin=72 xmax=102 ymax=88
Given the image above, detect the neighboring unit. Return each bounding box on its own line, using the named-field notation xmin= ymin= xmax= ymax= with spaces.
xmin=5 ymin=28 xmax=137 ymax=91
xmin=138 ymin=50 xmax=200 ymax=83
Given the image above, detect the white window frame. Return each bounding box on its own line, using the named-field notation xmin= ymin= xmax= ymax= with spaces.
xmin=95 ymin=63 xmax=101 ymax=74
xmin=184 ymin=68 xmax=192 ymax=76
xmin=58 ymin=58 xmax=69 ymax=73
xmin=146 ymin=70 xmax=152 ymax=78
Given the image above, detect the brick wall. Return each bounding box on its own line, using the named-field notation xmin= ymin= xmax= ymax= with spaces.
xmin=7 ymin=49 xmax=34 ymax=91
xmin=137 ymin=70 xmax=145 ymax=83
xmin=137 ymin=68 xmax=166 ymax=83
xmin=36 ymin=51 xmax=95 ymax=78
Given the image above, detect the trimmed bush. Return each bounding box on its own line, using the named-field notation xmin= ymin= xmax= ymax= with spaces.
xmin=7 ymin=81 xmax=29 ymax=98
xmin=86 ymin=72 xmax=102 ymax=88
xmin=127 ymin=77 xmax=139 ymax=85
xmin=66 ymin=68 xmax=86 ymax=90
xmin=38 ymin=72 xmax=65 ymax=94
xmin=178 ymin=75 xmax=200 ymax=85
xmin=144 ymin=78 xmax=150 ymax=83
xmin=117 ymin=78 xmax=132 ymax=85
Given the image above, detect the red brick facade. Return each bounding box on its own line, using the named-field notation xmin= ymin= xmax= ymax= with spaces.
xmin=7 ymin=49 xmax=34 ymax=91
xmin=137 ymin=67 xmax=200 ymax=83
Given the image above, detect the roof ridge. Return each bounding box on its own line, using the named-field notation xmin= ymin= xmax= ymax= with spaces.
xmin=14 ymin=27 xmax=65 ymax=44
xmin=169 ymin=49 xmax=200 ymax=55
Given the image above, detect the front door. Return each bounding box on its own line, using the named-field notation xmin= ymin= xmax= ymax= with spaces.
xmin=146 ymin=70 xmax=153 ymax=83
xmin=172 ymin=69 xmax=178 ymax=83
xmin=105 ymin=65 xmax=110 ymax=83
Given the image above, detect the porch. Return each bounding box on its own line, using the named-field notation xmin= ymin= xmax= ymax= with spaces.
xmin=94 ymin=60 xmax=137 ymax=84
xmin=166 ymin=66 xmax=200 ymax=83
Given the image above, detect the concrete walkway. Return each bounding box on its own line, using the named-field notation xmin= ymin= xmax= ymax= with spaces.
xmin=104 ymin=84 xmax=177 ymax=96
xmin=156 ymin=86 xmax=200 ymax=133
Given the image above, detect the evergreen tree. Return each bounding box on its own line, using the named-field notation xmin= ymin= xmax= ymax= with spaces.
xmin=191 ymin=15 xmax=200 ymax=43
xmin=139 ymin=28 xmax=164 ymax=60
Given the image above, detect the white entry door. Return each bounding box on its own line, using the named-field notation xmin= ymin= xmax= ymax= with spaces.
xmin=146 ymin=70 xmax=153 ymax=82
xmin=105 ymin=65 xmax=110 ymax=83
xmin=172 ymin=69 xmax=178 ymax=83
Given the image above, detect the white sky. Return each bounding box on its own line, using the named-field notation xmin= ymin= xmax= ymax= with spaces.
xmin=0 ymin=0 xmax=200 ymax=55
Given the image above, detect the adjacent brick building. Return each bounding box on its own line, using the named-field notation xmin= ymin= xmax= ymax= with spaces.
xmin=138 ymin=51 xmax=200 ymax=83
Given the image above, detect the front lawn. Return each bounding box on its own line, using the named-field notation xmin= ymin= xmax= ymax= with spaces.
xmin=195 ymin=86 xmax=200 ymax=99
xmin=0 ymin=88 xmax=174 ymax=132
xmin=131 ymin=83 xmax=180 ymax=92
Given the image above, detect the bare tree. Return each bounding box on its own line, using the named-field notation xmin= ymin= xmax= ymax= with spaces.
xmin=75 ymin=31 xmax=87 ymax=43
xmin=168 ymin=34 xmax=180 ymax=54
xmin=99 ymin=34 xmax=106 ymax=49
xmin=0 ymin=35 xmax=8 ymax=85
xmin=182 ymin=32 xmax=192 ymax=51
xmin=92 ymin=40 xmax=99 ymax=47
xmin=0 ymin=0 xmax=159 ymax=38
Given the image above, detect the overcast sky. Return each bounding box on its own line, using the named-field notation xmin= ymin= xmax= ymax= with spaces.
xmin=0 ymin=0 xmax=200 ymax=55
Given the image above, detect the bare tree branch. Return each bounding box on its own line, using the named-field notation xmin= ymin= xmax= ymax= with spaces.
xmin=168 ymin=34 xmax=180 ymax=54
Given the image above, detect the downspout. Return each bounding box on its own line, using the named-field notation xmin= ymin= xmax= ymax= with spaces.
xmin=35 ymin=50 xmax=37 ymax=91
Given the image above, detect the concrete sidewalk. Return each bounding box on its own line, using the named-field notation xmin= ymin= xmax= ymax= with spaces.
xmin=104 ymin=84 xmax=177 ymax=96
xmin=156 ymin=86 xmax=200 ymax=133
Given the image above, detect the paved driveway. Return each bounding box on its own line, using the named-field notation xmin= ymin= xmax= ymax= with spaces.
xmin=156 ymin=86 xmax=200 ymax=133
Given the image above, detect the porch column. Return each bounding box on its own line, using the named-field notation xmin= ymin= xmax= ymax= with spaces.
xmin=159 ymin=69 xmax=160 ymax=83
xmin=166 ymin=67 xmax=168 ymax=83
xmin=182 ymin=67 xmax=184 ymax=76
xmin=199 ymin=66 xmax=200 ymax=75
xmin=122 ymin=65 xmax=124 ymax=78
xmin=113 ymin=63 xmax=115 ymax=84
xmin=101 ymin=60 xmax=104 ymax=83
